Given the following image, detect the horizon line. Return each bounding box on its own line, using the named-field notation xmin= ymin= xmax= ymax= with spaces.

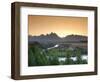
xmin=28 ymin=33 xmax=88 ymax=38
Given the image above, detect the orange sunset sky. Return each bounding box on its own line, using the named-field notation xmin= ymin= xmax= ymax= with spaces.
xmin=28 ymin=15 xmax=88 ymax=37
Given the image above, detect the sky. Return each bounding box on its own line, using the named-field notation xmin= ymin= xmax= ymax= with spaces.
xmin=28 ymin=15 xmax=88 ymax=37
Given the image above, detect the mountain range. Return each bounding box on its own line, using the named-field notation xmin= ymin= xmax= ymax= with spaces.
xmin=28 ymin=32 xmax=87 ymax=44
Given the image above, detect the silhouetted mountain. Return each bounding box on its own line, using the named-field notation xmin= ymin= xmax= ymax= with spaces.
xmin=63 ymin=34 xmax=87 ymax=42
xmin=28 ymin=33 xmax=87 ymax=45
xmin=29 ymin=32 xmax=61 ymax=44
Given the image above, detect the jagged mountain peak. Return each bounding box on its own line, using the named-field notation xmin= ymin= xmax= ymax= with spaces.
xmin=28 ymin=33 xmax=87 ymax=44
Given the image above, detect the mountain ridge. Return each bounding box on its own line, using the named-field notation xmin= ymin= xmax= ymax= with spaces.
xmin=28 ymin=32 xmax=87 ymax=44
